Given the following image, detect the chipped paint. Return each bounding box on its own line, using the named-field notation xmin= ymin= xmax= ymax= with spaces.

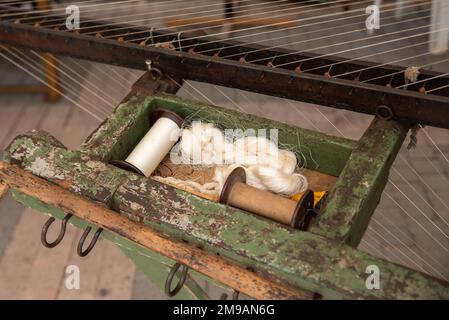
xmin=3 ymin=89 xmax=448 ymax=300
xmin=5 ymin=131 xmax=131 ymax=206
xmin=309 ymin=119 xmax=408 ymax=247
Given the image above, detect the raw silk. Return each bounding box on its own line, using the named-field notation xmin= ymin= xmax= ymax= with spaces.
xmin=170 ymin=122 xmax=308 ymax=196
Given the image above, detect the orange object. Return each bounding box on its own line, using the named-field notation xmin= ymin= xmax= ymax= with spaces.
xmin=292 ymin=191 xmax=326 ymax=206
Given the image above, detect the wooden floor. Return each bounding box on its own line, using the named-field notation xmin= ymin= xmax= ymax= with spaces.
xmin=0 ymin=0 xmax=448 ymax=299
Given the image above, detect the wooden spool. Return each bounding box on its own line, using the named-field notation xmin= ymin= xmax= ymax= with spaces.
xmin=110 ymin=108 xmax=184 ymax=176
xmin=219 ymin=167 xmax=315 ymax=230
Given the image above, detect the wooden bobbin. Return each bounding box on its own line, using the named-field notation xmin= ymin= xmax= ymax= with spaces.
xmin=110 ymin=108 xmax=184 ymax=176
xmin=219 ymin=168 xmax=315 ymax=230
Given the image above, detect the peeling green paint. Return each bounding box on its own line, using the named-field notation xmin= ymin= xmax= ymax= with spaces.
xmin=6 ymin=131 xmax=132 ymax=206
xmin=310 ymin=119 xmax=408 ymax=247
xmin=3 ymin=87 xmax=448 ymax=300
xmin=10 ymin=190 xmax=206 ymax=300
xmin=81 ymin=95 xmax=156 ymax=162
xmin=113 ymin=174 xmax=449 ymax=299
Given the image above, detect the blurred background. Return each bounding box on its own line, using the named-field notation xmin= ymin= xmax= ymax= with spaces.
xmin=0 ymin=0 xmax=448 ymax=299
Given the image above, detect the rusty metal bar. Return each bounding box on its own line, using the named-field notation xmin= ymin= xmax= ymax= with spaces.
xmin=1 ymin=6 xmax=449 ymax=128
xmin=0 ymin=161 xmax=312 ymax=300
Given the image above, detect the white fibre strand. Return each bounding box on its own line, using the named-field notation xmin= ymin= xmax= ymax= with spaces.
xmin=173 ymin=122 xmax=308 ymax=196
xmin=178 ymin=122 xmax=299 ymax=171
xmin=246 ymin=166 xmax=308 ymax=196
xmin=179 ymin=121 xmax=228 ymax=165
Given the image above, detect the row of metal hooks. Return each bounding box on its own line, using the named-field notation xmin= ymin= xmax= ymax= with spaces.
xmin=40 ymin=214 xmax=240 ymax=299
xmin=40 ymin=213 xmax=103 ymax=257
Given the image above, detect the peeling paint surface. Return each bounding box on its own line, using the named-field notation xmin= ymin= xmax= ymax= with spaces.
xmin=309 ymin=119 xmax=408 ymax=247
xmin=112 ymin=175 xmax=449 ymax=299
xmin=5 ymin=131 xmax=131 ymax=206
xmin=3 ymin=91 xmax=448 ymax=300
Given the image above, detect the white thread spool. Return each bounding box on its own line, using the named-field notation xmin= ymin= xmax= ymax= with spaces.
xmin=111 ymin=109 xmax=183 ymax=177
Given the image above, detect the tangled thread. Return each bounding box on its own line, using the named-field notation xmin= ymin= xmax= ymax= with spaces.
xmin=167 ymin=122 xmax=308 ymax=196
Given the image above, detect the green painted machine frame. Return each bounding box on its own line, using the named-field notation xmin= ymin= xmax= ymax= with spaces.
xmin=2 ymin=73 xmax=448 ymax=299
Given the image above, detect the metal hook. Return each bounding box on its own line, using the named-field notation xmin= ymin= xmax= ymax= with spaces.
xmin=419 ymin=84 xmax=426 ymax=94
xmin=324 ymin=64 xmax=333 ymax=78
xmin=165 ymin=262 xmax=188 ymax=297
xmin=267 ymin=55 xmax=277 ymax=68
xmin=213 ymin=46 xmax=224 ymax=58
xmin=145 ymin=60 xmax=163 ymax=80
xmin=188 ymin=40 xmax=199 ymax=54
xmin=376 ymin=105 xmax=394 ymax=120
xmin=41 ymin=214 xmax=72 ymax=248
xmin=77 ymin=226 xmax=103 ymax=257
xmin=386 ymin=74 xmax=395 ymax=88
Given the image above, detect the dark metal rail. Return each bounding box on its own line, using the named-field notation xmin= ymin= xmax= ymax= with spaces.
xmin=1 ymin=5 xmax=448 ymax=128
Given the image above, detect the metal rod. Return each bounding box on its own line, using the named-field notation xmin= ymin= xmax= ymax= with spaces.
xmin=1 ymin=7 xmax=448 ymax=128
